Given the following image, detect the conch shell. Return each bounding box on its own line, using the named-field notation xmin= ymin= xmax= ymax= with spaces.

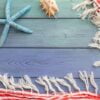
xmin=40 ymin=0 xmax=59 ymax=17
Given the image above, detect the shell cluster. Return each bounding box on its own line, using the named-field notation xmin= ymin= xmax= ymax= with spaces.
xmin=40 ymin=0 xmax=59 ymax=17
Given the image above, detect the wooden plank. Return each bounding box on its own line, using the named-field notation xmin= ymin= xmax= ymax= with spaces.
xmin=1 ymin=19 xmax=96 ymax=47
xmin=0 ymin=48 xmax=99 ymax=77
xmin=0 ymin=0 xmax=82 ymax=18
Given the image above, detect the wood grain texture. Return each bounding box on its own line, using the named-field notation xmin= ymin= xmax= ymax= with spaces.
xmin=0 ymin=0 xmax=99 ymax=92
xmin=0 ymin=19 xmax=96 ymax=47
xmin=0 ymin=0 xmax=82 ymax=18
xmin=0 ymin=48 xmax=99 ymax=77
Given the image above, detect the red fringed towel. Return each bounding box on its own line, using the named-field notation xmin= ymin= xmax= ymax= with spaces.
xmin=0 ymin=90 xmax=100 ymax=100
xmin=0 ymin=71 xmax=99 ymax=100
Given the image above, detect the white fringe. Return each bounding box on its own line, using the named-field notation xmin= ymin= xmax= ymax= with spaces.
xmin=0 ymin=71 xmax=98 ymax=94
xmin=73 ymin=0 xmax=98 ymax=20
xmin=56 ymin=78 xmax=72 ymax=93
xmin=73 ymin=0 xmax=100 ymax=67
xmin=0 ymin=74 xmax=8 ymax=89
xmin=73 ymin=0 xmax=93 ymax=11
xmin=79 ymin=71 xmax=89 ymax=91
xmin=92 ymin=13 xmax=100 ymax=27
xmin=93 ymin=61 xmax=100 ymax=67
xmin=3 ymin=73 xmax=15 ymax=90
xmin=73 ymin=0 xmax=100 ymax=42
xmin=89 ymin=72 xmax=98 ymax=94
xmin=36 ymin=77 xmax=49 ymax=94
xmin=42 ymin=76 xmax=56 ymax=93
xmin=89 ymin=31 xmax=100 ymax=49
xmin=49 ymin=77 xmax=64 ymax=93
xmin=9 ymin=76 xmax=23 ymax=90
xmin=18 ymin=78 xmax=34 ymax=92
xmin=64 ymin=73 xmax=80 ymax=91
xmin=23 ymin=75 xmax=39 ymax=93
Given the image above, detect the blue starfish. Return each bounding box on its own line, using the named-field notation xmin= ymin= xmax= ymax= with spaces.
xmin=0 ymin=0 xmax=32 ymax=47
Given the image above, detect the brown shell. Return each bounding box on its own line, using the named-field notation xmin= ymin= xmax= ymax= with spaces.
xmin=40 ymin=0 xmax=59 ymax=17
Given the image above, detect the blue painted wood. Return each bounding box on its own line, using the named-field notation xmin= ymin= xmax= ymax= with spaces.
xmin=0 ymin=0 xmax=99 ymax=94
xmin=0 ymin=0 xmax=82 ymax=18
xmin=0 ymin=19 xmax=96 ymax=47
xmin=0 ymin=48 xmax=99 ymax=78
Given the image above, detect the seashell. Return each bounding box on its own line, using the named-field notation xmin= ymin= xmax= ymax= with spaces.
xmin=40 ymin=0 xmax=59 ymax=17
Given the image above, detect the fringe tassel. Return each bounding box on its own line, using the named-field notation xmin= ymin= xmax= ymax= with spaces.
xmin=93 ymin=61 xmax=100 ymax=67
xmin=64 ymin=73 xmax=80 ymax=92
xmin=56 ymin=78 xmax=72 ymax=93
xmin=79 ymin=71 xmax=89 ymax=91
xmin=49 ymin=77 xmax=65 ymax=93
xmin=36 ymin=77 xmax=49 ymax=94
xmin=89 ymin=72 xmax=98 ymax=94
xmin=0 ymin=71 xmax=99 ymax=99
xmin=73 ymin=0 xmax=100 ymax=48
xmin=73 ymin=0 xmax=100 ymax=67
xmin=42 ymin=76 xmax=56 ymax=93
xmin=73 ymin=0 xmax=99 ymax=20
xmin=0 ymin=71 xmax=98 ymax=94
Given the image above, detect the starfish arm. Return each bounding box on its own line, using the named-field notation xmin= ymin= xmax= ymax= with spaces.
xmin=6 ymin=0 xmax=12 ymax=19
xmin=0 ymin=19 xmax=6 ymax=24
xmin=11 ymin=5 xmax=31 ymax=21
xmin=0 ymin=24 xmax=10 ymax=47
xmin=10 ymin=22 xmax=32 ymax=34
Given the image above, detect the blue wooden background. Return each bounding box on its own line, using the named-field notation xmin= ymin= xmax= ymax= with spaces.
xmin=0 ymin=0 xmax=100 ymax=93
